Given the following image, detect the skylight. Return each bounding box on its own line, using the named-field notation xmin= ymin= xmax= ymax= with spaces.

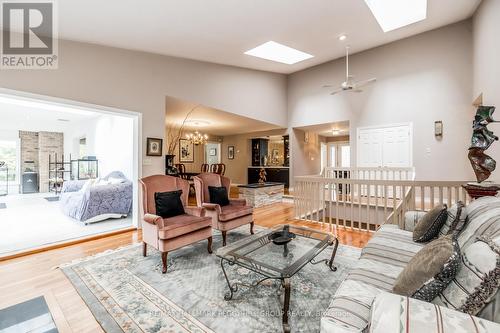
xmin=364 ymin=0 xmax=427 ymax=32
xmin=244 ymin=41 xmax=313 ymax=65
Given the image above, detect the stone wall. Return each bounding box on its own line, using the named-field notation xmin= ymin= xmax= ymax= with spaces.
xmin=19 ymin=131 xmax=39 ymax=173
xmin=38 ymin=132 xmax=64 ymax=193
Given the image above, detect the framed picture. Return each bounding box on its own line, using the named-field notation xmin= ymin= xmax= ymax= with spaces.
xmin=146 ymin=138 xmax=163 ymax=156
xmin=179 ymin=139 xmax=194 ymax=162
xmin=209 ymin=148 xmax=217 ymax=156
xmin=228 ymin=146 xmax=235 ymax=160
xmin=434 ymin=120 xmax=443 ymax=137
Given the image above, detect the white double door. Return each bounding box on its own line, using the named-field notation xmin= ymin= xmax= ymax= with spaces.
xmin=357 ymin=123 xmax=412 ymax=168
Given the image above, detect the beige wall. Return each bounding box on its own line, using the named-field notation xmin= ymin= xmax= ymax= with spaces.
xmin=221 ymin=129 xmax=288 ymax=184
xmin=473 ymin=0 xmax=500 ymax=182
xmin=292 ymin=129 xmax=325 ymax=177
xmin=288 ymin=21 xmax=474 ymax=182
xmin=0 ymin=39 xmax=287 ymax=178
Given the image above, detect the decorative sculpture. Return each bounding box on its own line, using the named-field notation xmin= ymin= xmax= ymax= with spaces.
xmin=258 ymin=167 xmax=267 ymax=184
xmin=463 ymin=105 xmax=500 ymax=199
xmin=468 ymin=105 xmax=498 ymax=183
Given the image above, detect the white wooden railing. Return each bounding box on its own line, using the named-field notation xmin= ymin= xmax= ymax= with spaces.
xmin=322 ymin=166 xmax=416 ymax=181
xmin=294 ymin=171 xmax=470 ymax=232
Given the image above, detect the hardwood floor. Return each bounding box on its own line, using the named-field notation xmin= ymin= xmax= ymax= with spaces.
xmin=0 ymin=201 xmax=372 ymax=333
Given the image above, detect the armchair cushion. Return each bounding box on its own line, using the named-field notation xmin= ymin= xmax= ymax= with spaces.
xmin=208 ymin=186 xmax=230 ymax=206
xmin=143 ymin=213 xmax=164 ymax=228
xmin=229 ymin=198 xmax=247 ymax=206
xmin=155 ymin=190 xmax=185 ymax=218
xmin=184 ymin=206 xmax=205 ymax=217
xmin=370 ymin=291 xmax=500 ymax=333
xmin=158 ymin=214 xmax=211 ymax=239
xmin=219 ymin=204 xmax=253 ymax=222
xmin=202 ymin=203 xmax=222 ymax=214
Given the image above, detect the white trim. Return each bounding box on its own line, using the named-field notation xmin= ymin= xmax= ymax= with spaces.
xmin=356 ymin=122 xmax=413 ymax=168
xmin=0 ymin=87 xmax=142 ymax=229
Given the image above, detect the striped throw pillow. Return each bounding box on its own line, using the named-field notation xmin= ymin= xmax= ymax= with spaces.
xmin=433 ymin=235 xmax=500 ymax=316
xmin=440 ymin=201 xmax=467 ymax=237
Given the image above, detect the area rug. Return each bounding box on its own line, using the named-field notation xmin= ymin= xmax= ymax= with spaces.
xmin=61 ymin=227 xmax=361 ymax=333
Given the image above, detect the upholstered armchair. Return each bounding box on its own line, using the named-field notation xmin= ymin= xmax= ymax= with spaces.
xmin=193 ymin=173 xmax=254 ymax=246
xmin=140 ymin=175 xmax=213 ymax=273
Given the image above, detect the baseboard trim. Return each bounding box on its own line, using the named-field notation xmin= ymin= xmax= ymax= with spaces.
xmin=0 ymin=226 xmax=138 ymax=262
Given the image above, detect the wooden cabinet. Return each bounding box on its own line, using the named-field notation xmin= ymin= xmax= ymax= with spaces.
xmin=247 ymin=167 xmax=289 ymax=188
xmin=251 ymin=139 xmax=269 ymax=166
xmin=283 ymin=135 xmax=290 ymax=167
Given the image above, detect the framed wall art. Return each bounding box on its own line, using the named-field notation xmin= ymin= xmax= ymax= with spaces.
xmin=179 ymin=139 xmax=194 ymax=162
xmin=146 ymin=138 xmax=163 ymax=156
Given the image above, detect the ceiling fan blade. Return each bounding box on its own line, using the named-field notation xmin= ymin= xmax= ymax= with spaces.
xmin=354 ymin=78 xmax=377 ymax=88
xmin=350 ymin=89 xmax=363 ymax=93
xmin=322 ymin=84 xmax=334 ymax=88
xmin=330 ymin=88 xmax=344 ymax=95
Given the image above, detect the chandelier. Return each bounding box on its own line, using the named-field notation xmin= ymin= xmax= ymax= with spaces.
xmin=186 ymin=131 xmax=208 ymax=145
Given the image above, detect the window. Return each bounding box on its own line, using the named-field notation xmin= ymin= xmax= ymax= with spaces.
xmin=328 ymin=142 xmax=350 ymax=168
xmin=0 ymin=140 xmax=17 ymax=182
xmin=79 ymin=138 xmax=87 ymax=158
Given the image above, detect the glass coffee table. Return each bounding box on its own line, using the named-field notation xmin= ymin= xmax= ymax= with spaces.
xmin=216 ymin=224 xmax=339 ymax=333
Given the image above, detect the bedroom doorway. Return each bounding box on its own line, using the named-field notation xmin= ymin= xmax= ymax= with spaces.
xmin=0 ymin=89 xmax=141 ymax=257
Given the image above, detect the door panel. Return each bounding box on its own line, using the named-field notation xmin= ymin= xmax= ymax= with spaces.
xmin=357 ymin=124 xmax=412 ymax=168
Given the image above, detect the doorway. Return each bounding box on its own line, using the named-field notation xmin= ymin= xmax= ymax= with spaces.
xmin=328 ymin=142 xmax=351 ymax=168
xmin=0 ymin=88 xmax=141 ymax=257
xmin=205 ymin=142 xmax=221 ymax=165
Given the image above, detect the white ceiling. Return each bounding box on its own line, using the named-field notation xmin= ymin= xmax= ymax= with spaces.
xmin=0 ymin=98 xmax=99 ymax=133
xmin=166 ymin=96 xmax=281 ymax=136
xmin=295 ymin=121 xmax=350 ymax=137
xmin=57 ymin=0 xmax=481 ymax=74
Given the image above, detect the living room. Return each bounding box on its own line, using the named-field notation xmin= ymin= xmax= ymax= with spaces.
xmin=0 ymin=0 xmax=499 ymax=332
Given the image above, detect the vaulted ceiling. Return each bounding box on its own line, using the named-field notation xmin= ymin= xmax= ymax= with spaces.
xmin=58 ymin=0 xmax=480 ymax=74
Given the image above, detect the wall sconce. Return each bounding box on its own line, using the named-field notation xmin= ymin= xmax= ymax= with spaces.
xmin=434 ymin=121 xmax=443 ymax=138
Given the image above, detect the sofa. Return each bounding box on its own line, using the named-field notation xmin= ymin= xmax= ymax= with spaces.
xmin=60 ymin=171 xmax=133 ymax=224
xmin=321 ymin=196 xmax=500 ymax=333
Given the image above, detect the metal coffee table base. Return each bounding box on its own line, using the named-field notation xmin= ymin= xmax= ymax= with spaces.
xmin=220 ymin=238 xmax=339 ymax=332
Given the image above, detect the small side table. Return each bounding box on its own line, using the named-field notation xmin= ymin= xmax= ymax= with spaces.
xmin=462 ymin=182 xmax=500 ymax=200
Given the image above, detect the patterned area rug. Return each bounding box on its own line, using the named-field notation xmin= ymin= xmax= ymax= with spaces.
xmin=61 ymin=227 xmax=361 ymax=333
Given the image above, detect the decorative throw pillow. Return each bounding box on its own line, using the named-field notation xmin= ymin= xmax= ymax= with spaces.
xmin=413 ymin=204 xmax=448 ymax=242
xmin=155 ymin=190 xmax=185 ymax=218
xmin=208 ymin=186 xmax=230 ymax=206
xmin=393 ymin=234 xmax=461 ymax=302
xmin=433 ymin=235 xmax=500 ymax=316
xmin=439 ymin=201 xmax=467 ymax=237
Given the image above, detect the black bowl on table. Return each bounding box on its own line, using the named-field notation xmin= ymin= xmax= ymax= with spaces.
xmin=268 ymin=227 xmax=296 ymax=245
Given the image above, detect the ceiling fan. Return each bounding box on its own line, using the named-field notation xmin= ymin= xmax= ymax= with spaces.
xmin=323 ymin=46 xmax=376 ymax=95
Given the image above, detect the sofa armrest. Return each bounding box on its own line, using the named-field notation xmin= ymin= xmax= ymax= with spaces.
xmin=61 ymin=179 xmax=87 ymax=193
xmin=185 ymin=206 xmax=205 ymax=217
xmin=202 ymin=203 xmax=222 ymax=214
xmin=143 ymin=214 xmax=164 ymax=228
xmin=230 ymin=198 xmax=247 ymax=206
xmin=369 ymin=291 xmax=500 ymax=333
xmin=403 ymin=210 xmax=427 ymax=232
